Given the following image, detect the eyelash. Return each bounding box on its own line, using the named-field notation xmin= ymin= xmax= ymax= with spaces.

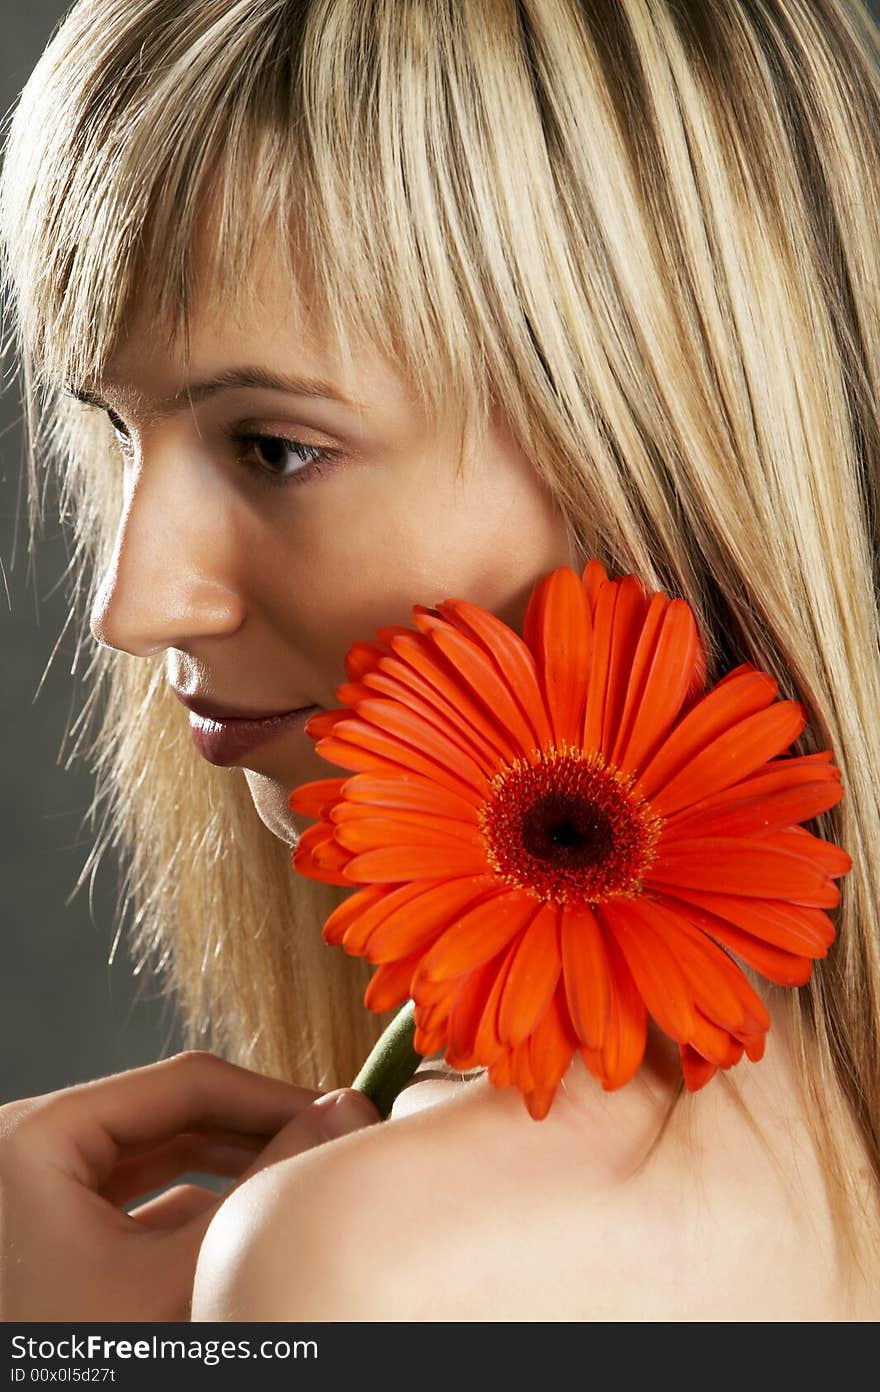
xmin=105 ymin=409 xmax=338 ymax=489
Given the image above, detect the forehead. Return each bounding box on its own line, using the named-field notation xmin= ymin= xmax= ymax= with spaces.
xmin=92 ymin=221 xmax=389 ymax=420
xmin=118 ymin=217 xmax=317 ymax=366
xmin=69 ymin=191 xmax=473 ymax=444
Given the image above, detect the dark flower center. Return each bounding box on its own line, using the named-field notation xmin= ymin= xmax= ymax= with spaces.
xmin=521 ymin=792 xmax=615 ymax=867
xmin=477 ymin=742 xmax=664 ymax=905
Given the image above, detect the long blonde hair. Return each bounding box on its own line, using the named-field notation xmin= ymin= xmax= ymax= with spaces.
xmin=3 ymin=0 xmax=880 ymax=1271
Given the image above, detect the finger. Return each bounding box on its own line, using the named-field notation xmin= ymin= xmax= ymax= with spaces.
xmin=99 ymin=1131 xmax=269 ymax=1206
xmin=36 ymin=1053 xmax=322 ymax=1187
xmin=147 ymin=1091 xmax=384 ymax=1268
xmin=110 ymin=1122 xmax=277 ymax=1166
xmin=227 ymin=1088 xmax=382 ymax=1194
xmin=128 ymin=1182 xmax=222 ymax=1229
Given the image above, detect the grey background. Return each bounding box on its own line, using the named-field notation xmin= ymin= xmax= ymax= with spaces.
xmin=1 ymin=2 xmax=186 ymax=1111
xmin=3 ymin=2 xmax=880 ymax=1105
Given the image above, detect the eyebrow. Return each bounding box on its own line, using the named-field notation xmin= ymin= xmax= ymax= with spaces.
xmin=64 ymin=366 xmax=356 ymax=417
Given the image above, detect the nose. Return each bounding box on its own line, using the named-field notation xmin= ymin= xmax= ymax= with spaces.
xmin=89 ymin=449 xmax=246 ymax=657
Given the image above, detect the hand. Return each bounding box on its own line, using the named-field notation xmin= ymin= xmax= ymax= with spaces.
xmin=0 ymin=1051 xmax=381 ymax=1321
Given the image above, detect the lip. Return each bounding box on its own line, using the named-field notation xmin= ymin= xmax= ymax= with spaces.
xmin=187 ymin=705 xmax=322 ymax=766
xmin=172 ymin=690 xmax=314 ymax=721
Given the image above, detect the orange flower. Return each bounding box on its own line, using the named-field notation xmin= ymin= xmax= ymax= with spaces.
xmin=290 ymin=562 xmax=851 ymax=1120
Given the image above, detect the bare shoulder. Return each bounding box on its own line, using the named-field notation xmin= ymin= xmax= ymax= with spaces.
xmin=189 ymin=1064 xmax=653 ymax=1322
xmin=191 ymin=1071 xmax=543 ymax=1321
xmin=191 ymin=1056 xmax=880 ymax=1322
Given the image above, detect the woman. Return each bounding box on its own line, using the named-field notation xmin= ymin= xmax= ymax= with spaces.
xmin=1 ymin=0 xmax=879 ymax=1321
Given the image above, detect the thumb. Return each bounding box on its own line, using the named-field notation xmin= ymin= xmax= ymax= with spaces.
xmin=311 ymin=1088 xmax=383 ymax=1141
xmin=163 ymin=1088 xmax=382 ymax=1258
xmin=232 ymin=1087 xmax=381 ymax=1185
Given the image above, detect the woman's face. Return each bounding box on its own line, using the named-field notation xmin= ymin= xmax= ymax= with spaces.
xmin=87 ymin=232 xmax=578 ymax=844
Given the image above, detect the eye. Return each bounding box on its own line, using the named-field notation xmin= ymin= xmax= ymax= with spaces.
xmin=232 ymin=432 xmax=338 ymax=487
xmin=100 ymin=409 xmax=337 ymax=489
xmin=107 ymin=408 xmax=132 ymax=452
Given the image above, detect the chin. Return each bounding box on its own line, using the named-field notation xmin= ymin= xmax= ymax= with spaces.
xmin=243 ymin=768 xmax=311 ymax=847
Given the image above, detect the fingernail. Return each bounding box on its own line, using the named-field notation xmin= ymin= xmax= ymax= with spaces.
xmin=314 ymin=1088 xmax=381 ymax=1140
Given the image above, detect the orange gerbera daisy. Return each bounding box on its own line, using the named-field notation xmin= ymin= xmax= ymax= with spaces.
xmin=289 ymin=561 xmax=851 ymax=1120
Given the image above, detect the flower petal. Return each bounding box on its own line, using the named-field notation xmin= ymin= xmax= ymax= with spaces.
xmin=605 ymin=590 xmax=665 ymax=764
xmin=380 ymin=633 xmax=521 ymax=761
xmin=435 ymin=597 xmax=554 ymax=751
xmin=653 ymin=891 xmax=816 ymax=986
xmin=510 ymin=1037 xmax=537 ymax=1094
xmin=646 ymin=835 xmax=839 ymax=906
xmin=527 ymin=984 xmax=579 ymax=1101
xmin=313 ymin=729 xmax=470 ymax=796
xmin=288 ymin=777 xmax=350 ymax=817
xmin=330 ymin=800 xmax=475 ymax=833
xmin=601 ymin=899 xmax=697 ymax=1042
xmin=355 ymin=668 xmax=510 ymax=772
xmin=592 ymin=929 xmax=648 ymax=1089
xmin=446 ymin=952 xmax=504 ymax=1068
xmin=427 ymin=623 xmax=541 ymax=756
xmin=304 ymin=707 xmax=354 ymax=739
xmin=367 ymin=875 xmax=500 ymax=962
xmin=643 ymin=701 xmax=808 ymax=818
xmin=651 ymin=885 xmax=835 ymax=955
xmin=336 ymin=680 xmax=376 ymax=706
xmin=681 ymin=1048 xmax=718 ymax=1090
xmin=413 ymin=1021 xmax=448 ymax=1056
xmin=742 ymin=1032 xmax=766 ymax=1063
xmin=561 ymin=900 xmax=611 ymax=1050
xmin=525 ymin=567 xmax=593 ymax=748
xmin=370 ymin=645 xmax=517 ymax=768
xmin=612 ymin=598 xmax=700 ymax=775
xmin=633 ymin=668 xmax=779 ymax=802
xmin=353 ymin=699 xmax=492 ymax=794
xmin=687 ymin=1009 xmax=746 ymax=1069
xmin=333 ymin=814 xmax=484 ymax=854
xmin=581 ymin=577 xmax=620 ymax=754
xmin=343 ymin=637 xmax=394 ymax=680
xmin=291 ymin=822 xmax=354 ymax=885
xmin=322 ymin=717 xmax=488 ymax=800
xmin=497 ymin=902 xmax=562 ymax=1048
xmin=626 ymin=897 xmax=770 ymax=1035
xmin=524 ymin=1085 xmax=559 ymax=1121
xmin=339 ymin=772 xmax=480 ymax=824
xmin=363 ymin=951 xmax=422 ymax=1012
xmin=342 ymin=879 xmax=438 ymax=955
xmin=413 ymin=985 xmax=456 ymax=1022
xmin=596 ymin=575 xmax=652 ymax=758
xmin=662 ymin=767 xmax=844 ymax=839
xmin=341 ymin=840 xmax=491 ymax=883
xmin=580 ymin=557 xmax=610 ymax=609
xmin=488 ymin=1049 xmax=513 ymax=1088
xmin=681 ymin=1041 xmax=719 ymax=1090
xmin=416 ymin=889 xmax=540 ymax=982
xmin=321 ymin=882 xmax=393 ymax=946
xmin=472 ymin=936 xmax=523 ymax=1066
xmin=764 ymin=826 xmax=852 ymax=878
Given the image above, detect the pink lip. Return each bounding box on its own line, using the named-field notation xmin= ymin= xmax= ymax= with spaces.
xmin=188 ymin=705 xmax=322 ymax=766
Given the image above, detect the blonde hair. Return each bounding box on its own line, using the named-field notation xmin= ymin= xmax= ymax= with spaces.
xmin=3 ymin=0 xmax=880 ymax=1278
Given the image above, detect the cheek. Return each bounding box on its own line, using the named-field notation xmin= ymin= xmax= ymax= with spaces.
xmin=266 ymin=449 xmax=574 ymax=693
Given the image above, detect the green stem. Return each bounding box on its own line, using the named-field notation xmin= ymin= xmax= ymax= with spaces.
xmin=351 ymin=999 xmax=423 ymax=1120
